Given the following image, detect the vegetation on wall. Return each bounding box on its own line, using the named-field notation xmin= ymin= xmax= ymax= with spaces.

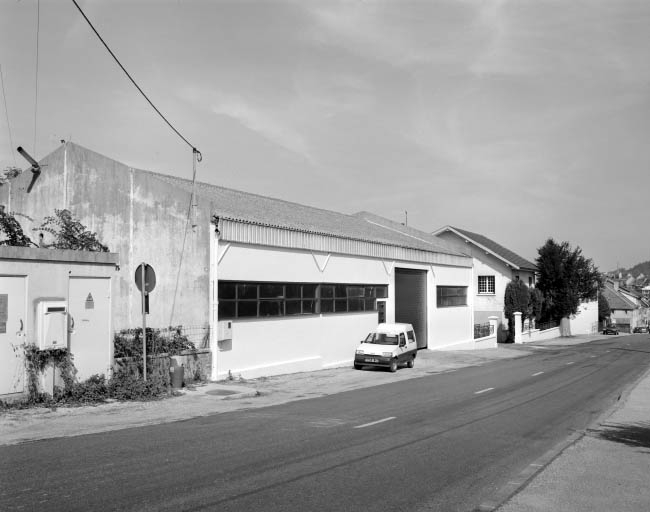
xmin=535 ymin=238 xmax=601 ymax=323
xmin=113 ymin=326 xmax=196 ymax=358
xmin=0 ymin=210 xmax=36 ymax=247
xmin=35 ymin=209 xmax=109 ymax=252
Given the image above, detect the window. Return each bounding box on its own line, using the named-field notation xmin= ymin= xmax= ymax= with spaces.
xmin=437 ymin=286 xmax=468 ymax=307
xmin=218 ymin=281 xmax=388 ymax=319
xmin=478 ymin=276 xmax=495 ymax=295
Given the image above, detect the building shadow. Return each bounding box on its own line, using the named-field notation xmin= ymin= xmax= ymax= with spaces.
xmin=589 ymin=422 xmax=650 ymax=449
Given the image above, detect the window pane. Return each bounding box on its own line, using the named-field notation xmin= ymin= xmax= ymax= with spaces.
xmin=286 ymin=300 xmax=302 ymax=315
xmin=321 ymin=285 xmax=334 ymax=299
xmin=286 ymin=284 xmax=301 ymax=299
xmin=302 ymin=299 xmax=316 ymax=314
xmin=260 ymin=283 xmax=284 ymax=298
xmin=238 ymin=301 xmax=258 ymax=317
xmin=238 ymin=284 xmax=258 ymax=300
xmin=365 ymin=298 xmax=376 ymax=311
xmin=335 ymin=299 xmax=347 ymax=312
xmin=302 ymin=284 xmax=317 ymax=298
xmin=347 ymin=286 xmax=364 ymax=298
xmin=348 ymin=297 xmax=364 ymax=311
xmin=376 ymin=286 xmax=388 ymax=298
xmin=334 ymin=284 xmax=347 ymax=298
xmin=218 ymin=282 xmax=236 ymax=300
xmin=321 ymin=299 xmax=334 ymax=313
xmin=259 ymin=300 xmax=283 ymax=316
xmin=365 ymin=286 xmax=375 ymax=298
xmin=218 ymin=301 xmax=236 ymax=318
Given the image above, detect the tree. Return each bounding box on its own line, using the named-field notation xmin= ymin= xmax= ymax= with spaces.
xmin=35 ymin=209 xmax=109 ymax=252
xmin=0 ymin=210 xmax=36 ymax=247
xmin=598 ymin=291 xmax=610 ymax=324
xmin=528 ymin=287 xmax=544 ymax=324
xmin=504 ymin=279 xmax=530 ymax=342
xmin=535 ymin=238 xmax=602 ymax=323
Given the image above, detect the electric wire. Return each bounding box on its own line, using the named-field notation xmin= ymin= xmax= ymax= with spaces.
xmin=70 ymin=0 xmax=201 ymax=157
xmin=0 ymin=65 xmax=17 ymax=166
xmin=33 ymin=0 xmax=40 ymax=155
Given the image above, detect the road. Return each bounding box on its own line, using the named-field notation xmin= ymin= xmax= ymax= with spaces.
xmin=1 ymin=336 xmax=649 ymax=512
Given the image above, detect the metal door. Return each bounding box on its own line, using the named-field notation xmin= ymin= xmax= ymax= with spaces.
xmin=68 ymin=277 xmax=111 ymax=380
xmin=0 ymin=276 xmax=26 ymax=395
xmin=395 ymin=268 xmax=428 ymax=349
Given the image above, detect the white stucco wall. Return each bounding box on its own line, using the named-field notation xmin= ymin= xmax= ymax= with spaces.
xmin=567 ymin=299 xmax=599 ymax=335
xmin=212 ymin=241 xmax=474 ymax=378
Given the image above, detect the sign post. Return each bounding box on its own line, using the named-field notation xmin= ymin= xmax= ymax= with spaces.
xmin=135 ymin=263 xmax=156 ymax=381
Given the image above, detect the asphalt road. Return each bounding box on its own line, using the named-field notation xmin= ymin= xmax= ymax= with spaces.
xmin=2 ymin=336 xmax=649 ymax=512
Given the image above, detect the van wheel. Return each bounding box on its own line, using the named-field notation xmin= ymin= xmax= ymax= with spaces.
xmin=354 ymin=364 xmax=362 ymax=370
xmin=389 ymin=359 xmax=398 ymax=373
xmin=407 ymin=356 xmax=415 ymax=369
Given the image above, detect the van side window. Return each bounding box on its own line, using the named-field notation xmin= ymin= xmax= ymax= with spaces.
xmin=399 ymin=333 xmax=406 ymax=345
xmin=407 ymin=331 xmax=415 ymax=342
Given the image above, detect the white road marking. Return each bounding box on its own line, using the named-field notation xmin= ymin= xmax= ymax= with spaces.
xmin=475 ymin=387 xmax=494 ymax=394
xmin=566 ymin=362 xmax=575 ymax=365
xmin=532 ymin=371 xmax=544 ymax=376
xmin=354 ymin=417 xmax=396 ymax=429
xmin=530 ymin=463 xmax=544 ymax=467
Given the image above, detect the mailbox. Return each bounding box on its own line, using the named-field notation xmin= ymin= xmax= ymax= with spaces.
xmin=36 ymin=300 xmax=68 ymax=350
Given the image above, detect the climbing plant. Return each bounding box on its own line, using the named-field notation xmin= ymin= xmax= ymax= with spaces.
xmin=0 ymin=210 xmax=36 ymax=247
xmin=35 ymin=209 xmax=109 ymax=252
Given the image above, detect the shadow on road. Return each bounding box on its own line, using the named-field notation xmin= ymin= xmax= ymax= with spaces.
xmin=590 ymin=422 xmax=650 ymax=449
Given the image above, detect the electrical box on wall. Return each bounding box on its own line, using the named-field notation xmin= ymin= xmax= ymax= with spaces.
xmin=217 ymin=320 xmax=232 ymax=341
xmin=36 ymin=300 xmax=68 ymax=350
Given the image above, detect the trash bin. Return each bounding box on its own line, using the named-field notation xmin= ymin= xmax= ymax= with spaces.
xmin=170 ymin=365 xmax=184 ymax=389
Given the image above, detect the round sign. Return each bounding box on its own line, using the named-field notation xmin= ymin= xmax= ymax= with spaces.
xmin=135 ymin=263 xmax=156 ymax=293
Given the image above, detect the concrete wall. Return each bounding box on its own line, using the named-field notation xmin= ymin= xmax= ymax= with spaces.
xmin=1 ymin=143 xmax=211 ymax=331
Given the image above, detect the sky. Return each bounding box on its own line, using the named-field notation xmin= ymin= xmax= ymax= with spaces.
xmin=1 ymin=0 xmax=649 ymax=272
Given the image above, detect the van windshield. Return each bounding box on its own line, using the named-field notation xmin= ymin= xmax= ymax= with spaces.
xmin=364 ymin=332 xmax=398 ymax=345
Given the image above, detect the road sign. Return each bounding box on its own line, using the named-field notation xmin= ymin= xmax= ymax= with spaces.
xmin=135 ymin=263 xmax=156 ymax=293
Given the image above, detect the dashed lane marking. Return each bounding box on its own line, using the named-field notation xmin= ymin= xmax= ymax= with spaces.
xmin=354 ymin=417 xmax=396 ymax=429
xmin=475 ymin=387 xmax=494 ymax=395
xmin=566 ymin=362 xmax=575 ymax=365
xmin=532 ymin=371 xmax=544 ymax=376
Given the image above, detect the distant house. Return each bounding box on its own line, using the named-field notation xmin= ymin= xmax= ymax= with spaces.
xmin=431 ymin=226 xmax=537 ymax=342
xmin=602 ymin=281 xmax=648 ymax=332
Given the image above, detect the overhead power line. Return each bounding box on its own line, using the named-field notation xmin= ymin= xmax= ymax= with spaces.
xmin=34 ymin=0 xmax=40 ymax=155
xmin=0 ymin=64 xmax=17 ymax=166
xmin=70 ymin=0 xmax=201 ymax=157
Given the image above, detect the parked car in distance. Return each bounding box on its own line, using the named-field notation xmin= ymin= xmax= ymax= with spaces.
xmin=632 ymin=326 xmax=649 ymax=333
xmin=354 ymin=323 xmax=417 ymax=372
xmin=602 ymin=326 xmax=620 ymax=335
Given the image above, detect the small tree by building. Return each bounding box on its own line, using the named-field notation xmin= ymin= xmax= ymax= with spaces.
xmin=598 ymin=291 xmax=611 ymax=326
xmin=535 ymin=238 xmax=601 ymax=323
xmin=528 ymin=287 xmax=544 ymax=326
xmin=504 ymin=279 xmax=530 ymax=342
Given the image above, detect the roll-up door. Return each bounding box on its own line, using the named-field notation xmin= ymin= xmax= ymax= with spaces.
xmin=395 ymin=268 xmax=427 ymax=349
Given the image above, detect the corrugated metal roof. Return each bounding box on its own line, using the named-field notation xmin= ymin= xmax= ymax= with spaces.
xmin=143 ymin=170 xmax=469 ymax=261
xmin=432 ymin=225 xmax=537 ymax=271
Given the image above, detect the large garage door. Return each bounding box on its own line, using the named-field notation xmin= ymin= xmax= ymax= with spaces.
xmin=395 ymin=268 xmax=427 ymax=349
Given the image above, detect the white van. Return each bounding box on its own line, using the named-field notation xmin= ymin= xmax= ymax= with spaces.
xmin=354 ymin=323 xmax=418 ymax=372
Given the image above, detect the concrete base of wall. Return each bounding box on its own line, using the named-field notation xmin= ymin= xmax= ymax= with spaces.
xmin=215 ymin=355 xmax=323 ymax=380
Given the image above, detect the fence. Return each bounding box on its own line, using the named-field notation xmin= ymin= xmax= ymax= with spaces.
xmin=474 ymin=322 xmax=494 ymax=339
xmin=113 ymin=325 xmax=212 ymax=382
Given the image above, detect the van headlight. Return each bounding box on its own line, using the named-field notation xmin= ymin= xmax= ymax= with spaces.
xmin=355 ymin=349 xmax=364 ymax=355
